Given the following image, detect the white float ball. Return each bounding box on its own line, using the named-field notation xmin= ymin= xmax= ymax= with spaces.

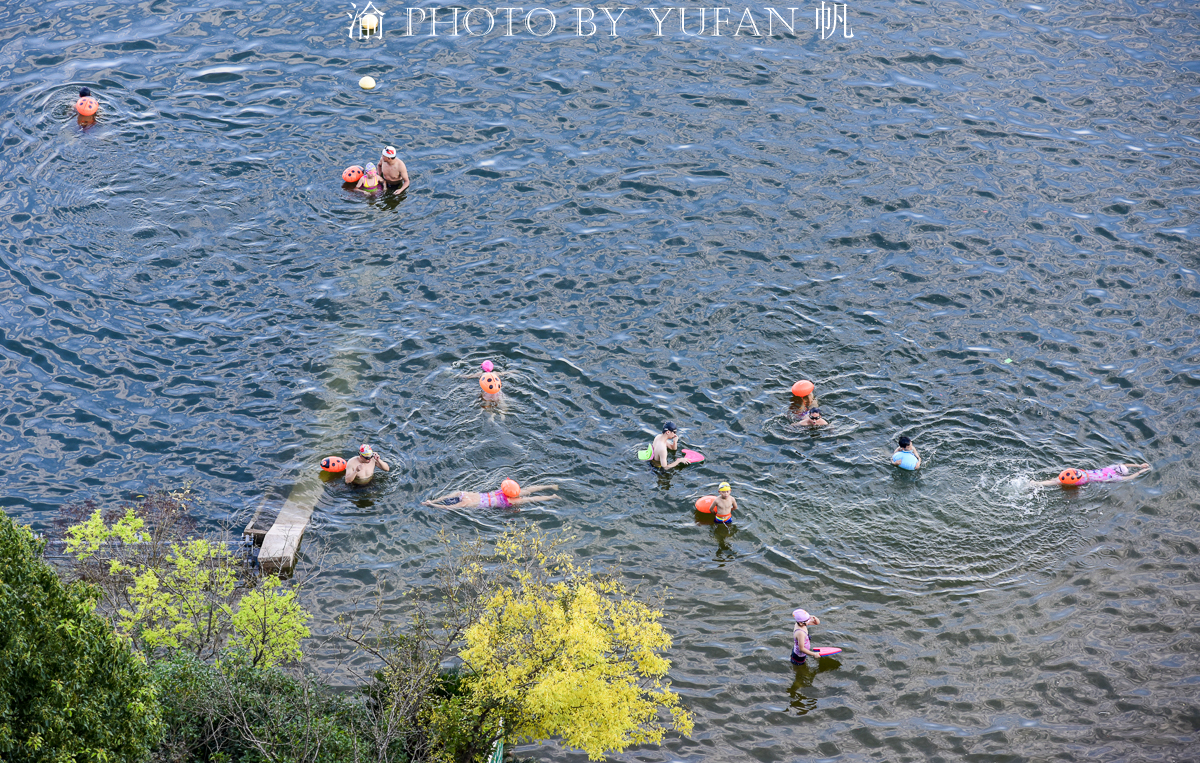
xmin=359 ymin=76 xmax=376 ymax=90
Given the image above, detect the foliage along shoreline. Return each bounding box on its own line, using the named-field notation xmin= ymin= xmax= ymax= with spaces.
xmin=0 ymin=488 xmax=693 ymax=762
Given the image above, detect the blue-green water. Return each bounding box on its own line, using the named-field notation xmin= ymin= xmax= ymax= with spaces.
xmin=2 ymin=0 xmax=1198 ymax=759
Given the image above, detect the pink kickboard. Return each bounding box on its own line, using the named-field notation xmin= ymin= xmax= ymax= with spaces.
xmin=813 ymin=647 xmax=842 ymax=656
xmin=683 ymin=449 xmax=705 ymax=464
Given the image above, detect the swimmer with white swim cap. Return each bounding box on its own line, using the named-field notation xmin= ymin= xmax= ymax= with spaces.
xmin=355 ymin=163 xmax=383 ymax=193
xmin=345 ymin=443 xmax=390 ymax=485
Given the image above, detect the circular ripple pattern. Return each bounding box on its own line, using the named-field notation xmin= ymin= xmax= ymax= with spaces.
xmin=1 ymin=0 xmax=1198 ymax=760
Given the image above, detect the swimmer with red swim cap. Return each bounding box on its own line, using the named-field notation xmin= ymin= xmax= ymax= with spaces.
xmin=344 ymin=443 xmax=390 ymax=485
xmin=423 ymin=479 xmax=559 ymax=510
xmin=1031 ymin=462 xmax=1150 ymax=487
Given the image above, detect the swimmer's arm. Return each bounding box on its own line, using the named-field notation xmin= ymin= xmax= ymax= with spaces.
xmin=344 ymin=462 xmax=357 ymax=484
xmin=1031 ymin=478 xmax=1058 ymax=487
xmin=395 ymin=161 xmax=410 ymax=193
xmin=377 ymin=455 xmax=390 ymax=471
xmin=355 ymin=176 xmax=367 ymax=190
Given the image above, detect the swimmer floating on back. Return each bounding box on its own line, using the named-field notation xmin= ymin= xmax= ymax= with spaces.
xmin=1031 ymin=462 xmax=1151 ymax=487
xmin=423 ymin=479 xmax=559 ymax=510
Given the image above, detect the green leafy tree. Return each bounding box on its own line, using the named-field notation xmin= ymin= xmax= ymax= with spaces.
xmin=63 ymin=493 xmax=311 ymax=665
xmin=0 ymin=512 xmax=160 ymax=762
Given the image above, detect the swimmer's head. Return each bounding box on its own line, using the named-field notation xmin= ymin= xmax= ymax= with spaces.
xmin=481 ymin=360 xmax=494 ymax=373
xmin=718 ymin=481 xmax=731 ymax=493
xmin=793 ymin=608 xmax=818 ymax=625
xmin=79 ymin=87 xmax=92 ymax=97
xmin=898 ymin=436 xmax=911 ymax=448
xmin=791 ymin=379 xmax=814 ymax=397
xmin=501 ymin=479 xmax=520 ymax=499
xmin=663 ymin=421 xmax=677 ymax=433
xmin=808 ymin=408 xmax=821 ymax=420
xmin=1114 ymin=464 xmax=1131 ymax=476
xmin=382 ymin=146 xmax=397 ymax=158
xmin=1057 ymin=468 xmax=1085 ymax=486
xmin=359 ymin=443 xmax=374 ymax=459
xmin=365 ymin=162 xmax=377 ymax=175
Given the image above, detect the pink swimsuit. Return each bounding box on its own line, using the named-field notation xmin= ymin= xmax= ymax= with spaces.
xmin=1082 ymin=465 xmax=1123 ymax=484
xmin=479 ymin=490 xmax=511 ymax=509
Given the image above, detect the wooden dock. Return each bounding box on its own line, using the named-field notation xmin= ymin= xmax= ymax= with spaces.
xmin=248 ymin=478 xmax=326 ymax=575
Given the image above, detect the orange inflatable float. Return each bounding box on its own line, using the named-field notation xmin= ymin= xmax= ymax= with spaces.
xmin=480 ymin=372 xmax=501 ymax=394
xmin=694 ymin=495 xmax=716 ymax=513
xmin=320 ymin=456 xmax=347 ymax=473
xmin=75 ymin=96 xmax=98 ymax=116
xmin=342 ymin=165 xmax=363 ymax=183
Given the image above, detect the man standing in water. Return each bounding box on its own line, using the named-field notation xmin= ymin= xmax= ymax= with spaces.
xmin=345 ymin=443 xmax=390 ymax=485
xmin=378 ymin=146 xmax=410 ymax=195
xmin=650 ymin=422 xmax=689 ymax=470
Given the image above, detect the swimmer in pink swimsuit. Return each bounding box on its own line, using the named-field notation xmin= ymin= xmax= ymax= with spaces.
xmin=422 ymin=483 xmax=560 ymax=510
xmin=1032 ymin=462 xmax=1150 ymax=487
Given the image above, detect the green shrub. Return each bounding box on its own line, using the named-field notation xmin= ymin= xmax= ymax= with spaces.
xmin=0 ymin=512 xmax=160 ymax=762
xmin=153 ymin=653 xmax=364 ymax=763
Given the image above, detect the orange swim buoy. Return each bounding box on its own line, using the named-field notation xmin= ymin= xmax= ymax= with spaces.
xmin=501 ymin=479 xmax=520 ymax=499
xmin=694 ymin=495 xmax=716 ymax=513
xmin=320 ymin=456 xmax=347 ymax=473
xmin=480 ymin=372 xmax=501 ymax=394
xmin=342 ymin=165 xmax=363 ymax=183
xmin=75 ymin=96 xmax=98 ymax=116
xmin=791 ymin=379 xmax=814 ymax=397
xmin=1057 ymin=468 xmax=1086 ymax=486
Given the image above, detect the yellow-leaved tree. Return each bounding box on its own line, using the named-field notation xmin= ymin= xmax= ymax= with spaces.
xmin=457 ymin=529 xmax=693 ymax=761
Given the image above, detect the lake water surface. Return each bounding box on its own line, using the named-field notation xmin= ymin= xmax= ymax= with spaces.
xmin=1 ymin=0 xmax=1198 ymax=759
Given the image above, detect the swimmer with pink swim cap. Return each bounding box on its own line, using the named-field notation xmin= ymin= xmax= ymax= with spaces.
xmin=1031 ymin=462 xmax=1150 ymax=487
xmin=789 ymin=608 xmax=822 ymax=665
xmin=467 ymin=359 xmax=504 ymax=402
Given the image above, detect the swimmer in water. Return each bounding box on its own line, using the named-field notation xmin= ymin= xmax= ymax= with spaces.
xmin=711 ymin=481 xmax=738 ymax=525
xmin=422 ymin=481 xmax=559 ymax=510
xmin=1032 ymin=462 xmax=1151 ymax=487
xmin=791 ymin=381 xmax=827 ymax=427
xmin=355 ymin=162 xmax=383 ymax=193
xmin=344 ymin=443 xmax=390 ymax=485
xmin=789 ymin=609 xmax=822 ymax=666
xmin=378 ymin=146 xmax=410 ymax=194
xmin=891 ymin=436 xmax=921 ymax=470
xmin=650 ymin=421 xmax=689 ymax=470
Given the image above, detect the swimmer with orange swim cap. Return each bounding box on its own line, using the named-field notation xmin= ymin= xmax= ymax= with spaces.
xmin=1031 ymin=462 xmax=1150 ymax=487
xmin=423 ymin=479 xmax=559 ymax=510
